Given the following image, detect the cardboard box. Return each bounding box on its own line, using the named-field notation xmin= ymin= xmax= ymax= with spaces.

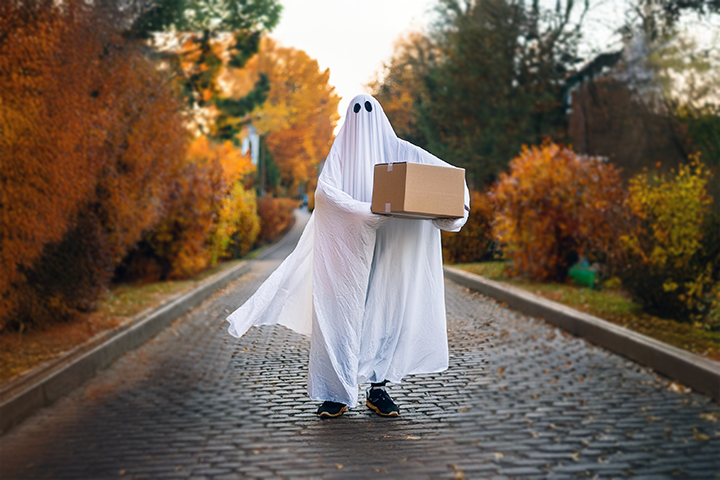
xmin=371 ymin=162 xmax=465 ymax=219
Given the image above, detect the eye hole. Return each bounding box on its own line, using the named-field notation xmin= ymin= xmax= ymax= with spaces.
xmin=353 ymin=103 xmax=361 ymax=113
xmin=364 ymin=101 xmax=373 ymax=112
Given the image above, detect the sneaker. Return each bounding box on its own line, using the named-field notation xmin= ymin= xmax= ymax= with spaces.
xmin=317 ymin=401 xmax=347 ymax=418
xmin=366 ymin=387 xmax=400 ymax=417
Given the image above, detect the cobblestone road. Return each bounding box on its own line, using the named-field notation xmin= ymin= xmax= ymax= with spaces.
xmin=2 ymin=214 xmax=719 ymax=479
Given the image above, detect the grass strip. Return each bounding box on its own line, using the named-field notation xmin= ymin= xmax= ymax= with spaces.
xmin=453 ymin=262 xmax=720 ymax=362
xmin=0 ymin=259 xmax=245 ymax=385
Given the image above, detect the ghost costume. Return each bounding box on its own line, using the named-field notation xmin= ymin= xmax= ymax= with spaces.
xmin=226 ymin=94 xmax=469 ymax=407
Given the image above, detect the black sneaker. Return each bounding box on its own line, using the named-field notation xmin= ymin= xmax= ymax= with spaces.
xmin=366 ymin=387 xmax=400 ymax=417
xmin=317 ymin=401 xmax=347 ymax=418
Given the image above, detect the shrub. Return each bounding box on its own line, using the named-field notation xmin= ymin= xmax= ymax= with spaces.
xmin=442 ymin=191 xmax=496 ymax=263
xmin=0 ymin=3 xmax=186 ymax=331
xmin=211 ymin=183 xmax=261 ymax=261
xmin=255 ymin=197 xmax=300 ymax=245
xmin=118 ymin=137 xmax=257 ymax=281
xmin=143 ymin=158 xmax=225 ymax=280
xmin=615 ymin=159 xmax=719 ymax=324
xmin=120 ymin=139 xmax=222 ymax=281
xmin=492 ymin=142 xmax=624 ymax=281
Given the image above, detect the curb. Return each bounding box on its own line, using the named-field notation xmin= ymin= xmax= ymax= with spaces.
xmin=443 ymin=265 xmax=720 ymax=402
xmin=0 ymin=218 xmax=297 ymax=434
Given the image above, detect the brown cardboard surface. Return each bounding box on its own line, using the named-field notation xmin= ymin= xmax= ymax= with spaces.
xmin=371 ymin=162 xmax=465 ymax=219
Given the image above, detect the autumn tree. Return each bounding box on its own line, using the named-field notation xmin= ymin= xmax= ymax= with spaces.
xmin=1 ymin=1 xmax=186 ymax=330
xmin=1 ymin=2 xmax=104 ymax=328
xmin=224 ymin=38 xmax=340 ymax=193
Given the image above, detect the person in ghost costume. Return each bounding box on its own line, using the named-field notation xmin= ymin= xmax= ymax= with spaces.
xmin=226 ymin=94 xmax=469 ymax=418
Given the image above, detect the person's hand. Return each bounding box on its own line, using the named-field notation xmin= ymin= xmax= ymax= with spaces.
xmin=432 ymin=217 xmax=461 ymax=231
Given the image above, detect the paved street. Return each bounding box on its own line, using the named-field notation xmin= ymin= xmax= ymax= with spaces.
xmin=1 ymin=213 xmax=719 ymax=479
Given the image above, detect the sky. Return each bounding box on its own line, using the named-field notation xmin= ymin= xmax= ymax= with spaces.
xmin=271 ymin=0 xmax=437 ymax=127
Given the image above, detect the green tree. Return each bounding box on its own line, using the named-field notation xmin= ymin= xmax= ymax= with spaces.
xmin=418 ymin=0 xmax=588 ymax=188
xmin=130 ymin=0 xmax=282 ymax=35
xmin=629 ymin=0 xmax=719 ymax=41
xmin=368 ymin=31 xmax=437 ymax=147
xmin=129 ymin=0 xmax=282 ymax=141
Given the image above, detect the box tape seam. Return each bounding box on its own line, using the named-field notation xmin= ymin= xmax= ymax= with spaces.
xmin=385 ymin=203 xmax=391 ymax=213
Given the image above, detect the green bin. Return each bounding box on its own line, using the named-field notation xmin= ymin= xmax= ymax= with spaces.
xmin=568 ymin=263 xmax=596 ymax=288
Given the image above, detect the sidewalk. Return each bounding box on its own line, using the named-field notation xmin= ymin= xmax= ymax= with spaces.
xmin=0 ymin=209 xmax=310 ymax=433
xmin=1 ymin=244 xmax=718 ymax=478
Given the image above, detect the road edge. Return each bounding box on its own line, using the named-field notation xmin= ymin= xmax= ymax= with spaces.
xmin=443 ymin=265 xmax=720 ymax=402
xmin=0 ymin=214 xmax=299 ymax=434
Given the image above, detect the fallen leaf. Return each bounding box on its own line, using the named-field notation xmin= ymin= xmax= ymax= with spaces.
xmin=700 ymin=413 xmax=718 ymax=422
xmin=449 ymin=464 xmax=466 ymax=480
xmin=335 ymin=464 xmax=343 ymax=469
xmin=493 ymin=452 xmax=504 ymax=460
xmin=668 ymin=382 xmax=690 ymax=393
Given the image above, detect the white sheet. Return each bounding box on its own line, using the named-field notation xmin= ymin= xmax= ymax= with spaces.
xmin=227 ymin=94 xmax=469 ymax=406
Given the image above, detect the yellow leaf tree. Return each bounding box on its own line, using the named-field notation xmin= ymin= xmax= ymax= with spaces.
xmin=223 ymin=38 xmax=340 ymax=193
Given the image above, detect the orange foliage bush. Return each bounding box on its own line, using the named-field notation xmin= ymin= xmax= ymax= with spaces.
xmin=492 ymin=142 xmax=624 ymax=281
xmin=442 ymin=191 xmax=496 ymax=263
xmin=255 ymin=197 xmax=300 ymax=245
xmin=121 ymin=136 xmax=256 ymax=281
xmin=141 ymin=156 xmax=225 ymax=280
xmin=1 ymin=3 xmax=105 ymax=327
xmin=0 ymin=2 xmax=186 ymax=330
